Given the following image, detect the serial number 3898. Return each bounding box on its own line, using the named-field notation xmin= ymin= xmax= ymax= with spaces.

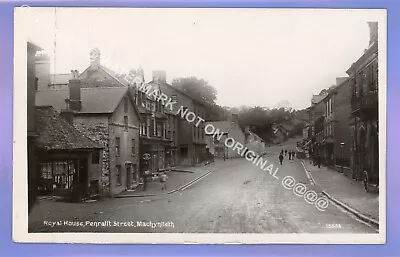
xmin=326 ymin=224 xmax=342 ymax=229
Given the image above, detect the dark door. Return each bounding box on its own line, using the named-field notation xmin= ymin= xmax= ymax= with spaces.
xmin=126 ymin=165 xmax=131 ymax=189
xmin=78 ymin=157 xmax=88 ymax=199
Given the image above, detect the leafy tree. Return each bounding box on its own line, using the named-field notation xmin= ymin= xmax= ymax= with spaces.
xmin=171 ymin=77 xmax=217 ymax=106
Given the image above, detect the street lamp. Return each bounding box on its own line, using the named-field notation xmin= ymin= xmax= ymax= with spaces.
xmin=340 ymin=142 xmax=345 ymax=173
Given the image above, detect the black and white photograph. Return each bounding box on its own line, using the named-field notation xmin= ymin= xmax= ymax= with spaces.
xmin=14 ymin=7 xmax=386 ymax=243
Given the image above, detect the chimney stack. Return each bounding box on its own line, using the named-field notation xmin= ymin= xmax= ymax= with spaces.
xmin=68 ymin=70 xmax=82 ymax=111
xmin=89 ymin=48 xmax=101 ymax=70
xmin=368 ymin=22 xmax=378 ymax=46
xmin=152 ymin=70 xmax=166 ymax=83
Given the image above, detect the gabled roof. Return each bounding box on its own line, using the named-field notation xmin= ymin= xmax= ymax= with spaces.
xmin=79 ymin=64 xmax=128 ymax=88
xmin=149 ymin=80 xmax=207 ymax=107
xmin=35 ymin=87 xmax=129 ymax=114
xmin=35 ymin=106 xmax=103 ymax=151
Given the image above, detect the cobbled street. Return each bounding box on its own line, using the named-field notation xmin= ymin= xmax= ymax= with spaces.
xmin=29 ymin=139 xmax=377 ymax=234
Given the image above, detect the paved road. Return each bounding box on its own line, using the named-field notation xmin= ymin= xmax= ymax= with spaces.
xmin=30 ymin=140 xmax=377 ymax=234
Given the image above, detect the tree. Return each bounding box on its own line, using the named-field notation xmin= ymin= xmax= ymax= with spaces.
xmin=171 ymin=77 xmax=218 ymax=106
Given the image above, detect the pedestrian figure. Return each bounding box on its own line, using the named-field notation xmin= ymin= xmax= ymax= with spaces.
xmin=292 ymin=150 xmax=296 ymax=160
xmin=279 ymin=153 xmax=284 ymax=165
xmin=160 ymin=172 xmax=168 ymax=190
xmin=285 ymin=150 xmax=287 ymax=156
xmin=288 ymin=151 xmax=291 ymax=160
xmin=143 ymin=169 xmax=150 ymax=191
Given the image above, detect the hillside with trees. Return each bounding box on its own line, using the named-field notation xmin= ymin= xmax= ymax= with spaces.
xmin=171 ymin=76 xmax=309 ymax=144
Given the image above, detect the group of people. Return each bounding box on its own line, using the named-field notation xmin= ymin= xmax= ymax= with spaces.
xmin=278 ymin=149 xmax=296 ymax=165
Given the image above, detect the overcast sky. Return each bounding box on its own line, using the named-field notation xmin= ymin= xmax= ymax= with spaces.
xmin=23 ymin=8 xmax=383 ymax=110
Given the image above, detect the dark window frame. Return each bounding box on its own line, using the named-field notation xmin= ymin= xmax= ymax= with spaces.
xmin=116 ymin=137 xmax=121 ymax=156
xmin=116 ymin=165 xmax=122 ymax=185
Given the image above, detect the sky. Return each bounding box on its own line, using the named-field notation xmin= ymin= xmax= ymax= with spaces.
xmin=21 ymin=7 xmax=384 ymax=110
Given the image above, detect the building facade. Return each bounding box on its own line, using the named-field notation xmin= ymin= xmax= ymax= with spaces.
xmin=27 ymin=42 xmax=41 ymax=213
xmin=36 ymin=75 xmax=141 ymax=196
xmin=34 ymin=106 xmax=103 ymax=201
xmin=347 ymin=22 xmax=379 ymax=181
xmin=205 ymin=121 xmax=244 ymax=159
xmin=155 ymin=71 xmax=208 ymax=166
xmin=321 ymin=78 xmax=352 ymax=172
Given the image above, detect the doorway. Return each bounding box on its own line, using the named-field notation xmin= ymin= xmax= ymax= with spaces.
xmin=126 ymin=165 xmax=131 ymax=189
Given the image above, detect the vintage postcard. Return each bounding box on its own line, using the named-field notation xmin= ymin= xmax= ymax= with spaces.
xmin=13 ymin=7 xmax=386 ymax=244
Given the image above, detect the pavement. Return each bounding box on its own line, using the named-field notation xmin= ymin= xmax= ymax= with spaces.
xmin=28 ymin=140 xmax=378 ymax=233
xmin=117 ymin=164 xmax=213 ymax=197
xmin=301 ymin=159 xmax=379 ymax=225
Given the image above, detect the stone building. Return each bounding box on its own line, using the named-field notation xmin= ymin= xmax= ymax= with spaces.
xmin=27 ymin=41 xmax=41 ymax=213
xmin=244 ymin=126 xmax=267 ymax=156
xmin=321 ymin=77 xmax=352 ymax=171
xmin=154 ymin=71 xmax=208 ymax=166
xmin=34 ymin=106 xmax=103 ymax=201
xmin=35 ymin=76 xmax=141 ymax=196
xmin=132 ymin=71 xmax=178 ymax=173
xmin=306 ymin=95 xmax=326 ymax=161
xmin=346 ymin=22 xmax=379 ymax=181
xmin=205 ymin=121 xmax=244 ymax=159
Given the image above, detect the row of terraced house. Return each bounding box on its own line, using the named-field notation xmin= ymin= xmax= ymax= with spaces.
xmin=301 ymin=22 xmax=379 ymax=188
xmin=28 ymin=45 xmax=210 ymax=209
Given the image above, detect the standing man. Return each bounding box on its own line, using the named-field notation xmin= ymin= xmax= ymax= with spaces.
xmin=279 ymin=152 xmax=284 ymax=165
xmin=288 ymin=151 xmax=292 ymax=160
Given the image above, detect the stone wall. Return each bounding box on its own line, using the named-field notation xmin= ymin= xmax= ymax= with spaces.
xmin=73 ymin=115 xmax=111 ymax=196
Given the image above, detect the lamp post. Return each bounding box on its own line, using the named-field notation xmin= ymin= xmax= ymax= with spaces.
xmin=340 ymin=142 xmax=345 ymax=173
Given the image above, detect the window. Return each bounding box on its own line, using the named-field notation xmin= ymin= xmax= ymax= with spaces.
xmin=124 ymin=97 xmax=128 ymax=114
xmin=151 ymin=117 xmax=156 ymax=136
xmin=156 ymin=122 xmax=163 ymax=137
xmin=173 ymin=131 xmax=176 ymax=141
xmin=140 ymin=122 xmax=147 ymax=135
xmin=131 ymin=139 xmax=135 ymax=155
xmin=116 ymin=165 xmax=122 ymax=185
xmin=92 ymin=150 xmax=100 ymax=164
xmin=35 ymin=77 xmax=39 ymax=91
xmin=124 ymin=116 xmax=128 ymax=131
xmin=116 ymin=137 xmax=120 ymax=156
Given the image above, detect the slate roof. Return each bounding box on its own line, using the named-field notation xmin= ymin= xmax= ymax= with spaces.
xmin=49 ymin=73 xmax=72 ymax=85
xmin=35 ymin=87 xmax=128 ymax=114
xmin=35 ymin=106 xmax=103 ymax=151
xmin=149 ymin=80 xmax=208 ymax=107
